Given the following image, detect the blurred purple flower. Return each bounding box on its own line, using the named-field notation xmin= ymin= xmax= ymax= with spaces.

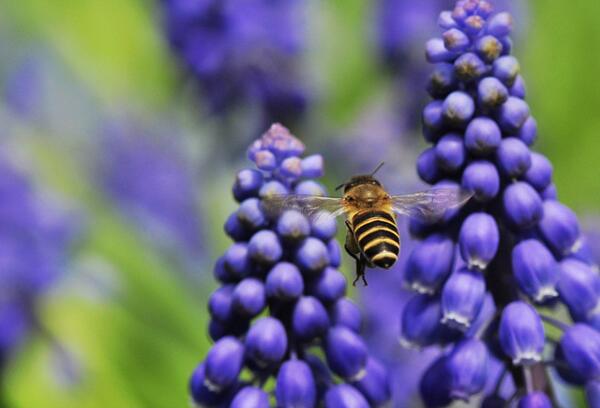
xmin=2 ymin=55 xmax=43 ymax=119
xmin=0 ymin=155 xmax=78 ymax=374
xmin=160 ymin=0 xmax=308 ymax=124
xmin=98 ymin=119 xmax=204 ymax=264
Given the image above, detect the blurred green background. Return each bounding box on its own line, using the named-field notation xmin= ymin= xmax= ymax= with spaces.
xmin=0 ymin=0 xmax=599 ymax=407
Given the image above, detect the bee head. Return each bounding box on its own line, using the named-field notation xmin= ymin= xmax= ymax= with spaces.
xmin=335 ymin=162 xmax=385 ymax=193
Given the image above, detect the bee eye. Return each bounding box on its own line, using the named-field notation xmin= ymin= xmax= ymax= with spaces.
xmin=346 ymin=196 xmax=354 ymax=202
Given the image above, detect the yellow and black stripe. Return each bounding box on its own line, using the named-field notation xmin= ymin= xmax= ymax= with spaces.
xmin=351 ymin=210 xmax=400 ymax=269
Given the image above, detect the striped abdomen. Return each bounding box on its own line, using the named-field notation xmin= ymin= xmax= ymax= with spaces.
xmin=352 ymin=210 xmax=400 ymax=269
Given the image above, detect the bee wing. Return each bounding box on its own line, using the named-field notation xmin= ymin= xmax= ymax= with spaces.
xmin=390 ymin=187 xmax=472 ymax=222
xmin=261 ymin=194 xmax=346 ymax=220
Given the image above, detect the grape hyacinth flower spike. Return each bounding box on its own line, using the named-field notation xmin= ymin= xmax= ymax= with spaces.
xmin=399 ymin=0 xmax=600 ymax=406
xmin=189 ymin=124 xmax=391 ymax=407
xmin=160 ymin=0 xmax=308 ymax=125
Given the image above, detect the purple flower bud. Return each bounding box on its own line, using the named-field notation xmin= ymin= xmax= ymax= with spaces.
xmin=232 ymin=278 xmax=266 ymax=317
xmin=245 ymin=317 xmax=287 ymax=367
xmin=462 ymin=160 xmax=500 ymax=202
xmin=499 ymin=35 xmax=513 ymax=55
xmin=304 ymin=353 xmax=332 ymax=397
xmin=419 ymin=355 xmax=452 ymax=407
xmin=224 ymin=243 xmax=251 ymax=280
xmin=427 ymin=63 xmax=457 ymax=99
xmin=511 ymin=75 xmax=527 ymax=99
xmin=230 ymin=386 xmax=269 ymax=408
xmin=237 ymin=198 xmax=267 ymax=230
xmin=459 ymin=212 xmax=499 ymax=270
xmin=496 ymin=137 xmax=532 ymax=178
xmin=259 ymin=180 xmax=289 ymax=199
xmin=517 ymin=392 xmax=552 ymax=408
xmin=233 ymin=169 xmax=263 ymax=202
xmin=486 ymin=12 xmax=513 ymax=37
xmin=311 ymin=213 xmax=337 ymax=241
xmin=254 ymin=150 xmax=277 ymax=171
xmin=248 ymin=230 xmax=283 ymax=264
xmin=586 ymin=381 xmax=600 ymax=408
xmin=499 ymin=301 xmax=545 ymax=365
xmin=443 ymin=28 xmax=470 ymax=52
xmin=442 ymin=91 xmax=475 ymax=124
xmin=465 ymin=117 xmax=502 ymax=155
xmin=464 ymin=14 xmax=485 ymax=35
xmin=300 ymin=154 xmax=324 ymax=178
xmin=438 ymin=10 xmax=458 ymax=29
xmin=478 ymin=76 xmax=509 ymax=108
xmin=189 ymin=363 xmax=231 ymax=406
xmin=308 ymin=267 xmax=346 ymax=304
xmin=295 ymin=237 xmax=330 ymax=274
xmin=405 ymin=233 xmax=455 ymax=294
xmin=204 ymin=336 xmax=245 ymax=391
xmin=538 ymin=201 xmax=581 ymax=256
xmin=513 ymin=239 xmax=559 ymax=302
xmin=275 ymin=360 xmax=316 ymax=408
xmin=426 ymin=38 xmax=457 ymax=63
xmin=541 ymin=183 xmax=557 ymax=201
xmin=557 ymin=259 xmax=600 ymax=322
xmin=524 ymin=153 xmax=553 ymax=191
xmin=561 ymin=324 xmax=600 ymax=381
xmin=497 ymin=97 xmax=530 ymax=132
xmin=423 ymin=100 xmax=445 ymax=133
xmin=417 ymin=148 xmax=442 ymax=184
xmin=441 ymin=268 xmax=486 ymax=330
xmin=225 ymin=213 xmax=251 ymax=242
xmin=277 ymin=210 xmax=310 ymax=241
xmin=446 ymin=338 xmax=488 ymax=400
xmin=554 ymin=342 xmax=586 ymax=385
xmin=451 ymin=4 xmax=468 ymax=22
xmin=493 ymin=55 xmax=520 ymax=87
xmin=280 ymin=156 xmax=303 ymax=179
xmin=435 ymin=133 xmax=466 ymax=172
xmin=454 ymin=52 xmax=487 ymax=81
xmin=324 ymin=384 xmax=369 ymax=408
xmin=476 ymin=35 xmax=503 ymax=62
xmin=330 ymin=298 xmax=362 ymax=333
xmin=325 ymin=326 xmax=368 ymax=380
xmin=502 ymin=182 xmax=543 ymax=230
xmin=208 ymin=285 xmax=235 ymax=322
xmin=292 ymin=296 xmax=330 ymax=341
xmin=400 ymin=294 xmax=444 ymax=348
xmin=351 ymin=357 xmax=391 ymax=406
xmin=328 ymin=239 xmax=342 ymax=268
xmin=266 ymin=262 xmax=304 ymax=300
xmin=517 ymin=116 xmax=537 ymax=146
xmin=294 ymin=180 xmax=327 ymax=196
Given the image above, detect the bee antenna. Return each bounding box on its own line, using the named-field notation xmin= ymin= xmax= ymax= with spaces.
xmin=335 ymin=182 xmax=346 ymax=191
xmin=370 ymin=161 xmax=385 ymax=176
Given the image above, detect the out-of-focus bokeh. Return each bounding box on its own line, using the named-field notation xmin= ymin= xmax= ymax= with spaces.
xmin=0 ymin=0 xmax=598 ymax=406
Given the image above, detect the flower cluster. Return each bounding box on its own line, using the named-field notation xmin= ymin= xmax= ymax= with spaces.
xmin=0 ymin=156 xmax=77 ymax=376
xmin=189 ymin=124 xmax=391 ymax=407
xmin=399 ymin=1 xmax=600 ymax=406
xmin=160 ymin=0 xmax=307 ymax=124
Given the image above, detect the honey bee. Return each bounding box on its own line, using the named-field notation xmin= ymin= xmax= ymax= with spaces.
xmin=262 ymin=163 xmax=471 ymax=286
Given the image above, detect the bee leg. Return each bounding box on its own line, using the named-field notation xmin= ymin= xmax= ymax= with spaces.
xmin=343 ymin=221 xmax=365 ymax=287
xmin=353 ymin=257 xmax=368 ymax=287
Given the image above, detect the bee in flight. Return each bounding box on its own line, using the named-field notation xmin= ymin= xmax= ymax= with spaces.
xmin=263 ymin=163 xmax=471 ymax=286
